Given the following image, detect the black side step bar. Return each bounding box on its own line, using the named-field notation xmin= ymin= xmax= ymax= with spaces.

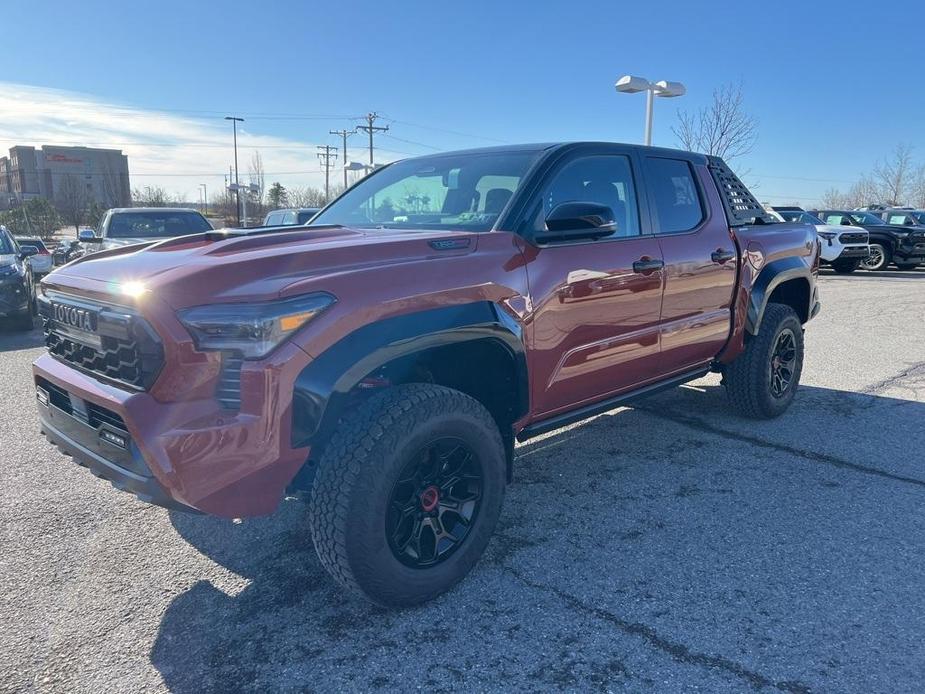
xmin=516 ymin=366 xmax=710 ymax=442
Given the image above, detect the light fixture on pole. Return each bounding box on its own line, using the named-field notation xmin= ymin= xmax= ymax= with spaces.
xmin=224 ymin=116 xmax=244 ymax=225
xmin=615 ymin=75 xmax=686 ymax=146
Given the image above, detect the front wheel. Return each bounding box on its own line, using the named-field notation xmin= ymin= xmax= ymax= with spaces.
xmin=859 ymin=243 xmax=891 ymax=271
xmin=308 ymin=383 xmax=506 ymax=607
xmin=830 ymin=257 xmax=861 ymax=274
xmin=724 ymin=303 xmax=804 ymax=419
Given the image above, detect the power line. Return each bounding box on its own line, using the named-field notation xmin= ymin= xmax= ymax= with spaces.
xmin=380 ymin=133 xmax=443 ymax=151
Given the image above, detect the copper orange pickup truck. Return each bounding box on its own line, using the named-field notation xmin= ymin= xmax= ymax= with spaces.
xmin=34 ymin=143 xmax=819 ymax=605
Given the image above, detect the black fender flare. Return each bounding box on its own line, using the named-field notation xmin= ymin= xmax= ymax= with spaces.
xmin=291 ymin=302 xmax=528 ymax=449
xmin=746 ymin=256 xmax=813 ymax=335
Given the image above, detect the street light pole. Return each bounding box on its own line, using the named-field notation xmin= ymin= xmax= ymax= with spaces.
xmin=615 ymin=76 xmax=686 ymax=146
xmin=199 ymin=183 xmax=208 ymax=215
xmin=224 ymin=116 xmax=244 ymax=225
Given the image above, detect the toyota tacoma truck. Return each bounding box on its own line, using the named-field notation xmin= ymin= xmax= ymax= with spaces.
xmin=33 ymin=143 xmax=819 ymax=606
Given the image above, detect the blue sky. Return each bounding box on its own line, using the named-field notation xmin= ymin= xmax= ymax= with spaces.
xmin=2 ymin=0 xmax=922 ymax=204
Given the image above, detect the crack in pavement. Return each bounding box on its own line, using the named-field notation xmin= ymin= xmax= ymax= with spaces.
xmin=861 ymin=361 xmax=925 ymax=396
xmin=500 ymin=562 xmax=811 ymax=693
xmin=634 ymin=406 xmax=925 ymax=489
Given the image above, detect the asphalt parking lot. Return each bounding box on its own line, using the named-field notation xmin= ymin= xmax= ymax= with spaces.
xmin=2 ymin=269 xmax=924 ymax=693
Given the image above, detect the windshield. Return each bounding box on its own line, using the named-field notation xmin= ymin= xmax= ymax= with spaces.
xmin=912 ymin=211 xmax=925 ymax=224
xmin=311 ymin=150 xmax=542 ymax=231
xmin=851 ymin=211 xmax=884 ymax=225
xmin=779 ymin=211 xmax=823 ymax=225
xmin=108 ymin=211 xmax=212 ymax=238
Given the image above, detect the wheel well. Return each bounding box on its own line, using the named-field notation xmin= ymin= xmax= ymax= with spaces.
xmin=355 ymin=339 xmax=522 ymax=478
xmin=767 ymin=278 xmax=810 ymax=324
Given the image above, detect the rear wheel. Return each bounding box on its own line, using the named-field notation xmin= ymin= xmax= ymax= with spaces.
xmin=830 ymin=257 xmax=861 ymax=274
xmin=859 ymin=243 xmax=891 ymax=271
xmin=308 ymin=383 xmax=506 ymax=607
xmin=724 ymin=303 xmax=804 ymax=419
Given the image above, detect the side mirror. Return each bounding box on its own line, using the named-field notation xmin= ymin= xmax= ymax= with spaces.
xmin=19 ymin=245 xmax=39 ymax=259
xmin=534 ymin=202 xmax=616 ymax=244
xmin=78 ymin=229 xmax=101 ymax=242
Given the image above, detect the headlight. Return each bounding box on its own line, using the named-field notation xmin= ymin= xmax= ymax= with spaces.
xmin=177 ymin=293 xmax=335 ymax=359
xmin=817 ymin=231 xmax=837 ymax=241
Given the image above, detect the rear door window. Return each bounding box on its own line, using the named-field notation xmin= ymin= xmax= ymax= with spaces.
xmin=645 ymin=158 xmax=705 ymax=234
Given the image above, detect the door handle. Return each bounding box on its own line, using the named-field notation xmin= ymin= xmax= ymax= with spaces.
xmin=711 ymin=249 xmax=736 ymax=264
xmin=632 ymin=257 xmax=664 ymax=274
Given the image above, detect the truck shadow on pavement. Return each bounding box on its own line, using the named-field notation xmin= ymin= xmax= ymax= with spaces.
xmin=152 ymin=379 xmax=925 ymax=693
xmin=0 ymin=320 xmax=42 ymax=352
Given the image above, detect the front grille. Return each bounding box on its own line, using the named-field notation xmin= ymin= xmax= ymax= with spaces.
xmin=86 ymin=401 xmax=128 ymax=432
xmin=839 ymin=232 xmax=867 ymax=244
xmin=41 ymin=295 xmax=164 ymax=391
xmin=215 ymin=352 xmax=244 ymax=410
xmin=37 ymin=377 xmax=73 ymax=414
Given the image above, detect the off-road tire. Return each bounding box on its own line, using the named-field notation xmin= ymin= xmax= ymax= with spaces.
xmin=724 ymin=303 xmax=804 ymax=419
xmin=859 ymin=243 xmax=891 ymax=271
xmin=308 ymin=383 xmax=506 ymax=607
xmin=830 ymin=257 xmax=861 ymax=274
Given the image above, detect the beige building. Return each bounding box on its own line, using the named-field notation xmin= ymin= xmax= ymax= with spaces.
xmin=0 ymin=145 xmax=131 ymax=210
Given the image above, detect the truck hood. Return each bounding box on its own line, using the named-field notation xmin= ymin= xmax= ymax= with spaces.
xmin=44 ymin=226 xmax=480 ymax=309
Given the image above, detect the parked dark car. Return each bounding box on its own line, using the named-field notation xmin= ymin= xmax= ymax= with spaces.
xmin=35 ymin=143 xmax=819 ymax=606
xmin=0 ymin=225 xmax=38 ymax=330
xmin=52 ymin=240 xmax=85 ymax=267
xmin=262 ymin=208 xmax=320 ymax=226
xmin=810 ymin=209 xmax=925 ymax=270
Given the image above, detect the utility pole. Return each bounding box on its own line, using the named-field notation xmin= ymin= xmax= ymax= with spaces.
xmin=355 ymin=112 xmax=389 ymax=167
xmin=329 ymin=128 xmax=353 ymax=189
xmin=317 ymin=145 xmax=338 ymax=203
xmin=224 ymin=116 xmax=244 ymax=225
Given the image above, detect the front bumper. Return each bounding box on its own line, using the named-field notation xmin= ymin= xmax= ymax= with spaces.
xmin=0 ymin=278 xmax=30 ymax=316
xmin=33 ymin=344 xmax=311 ymax=518
xmin=836 ymin=246 xmax=870 ymax=259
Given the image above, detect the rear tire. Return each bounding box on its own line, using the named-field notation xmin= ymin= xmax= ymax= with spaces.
xmin=830 ymin=257 xmax=861 ymax=274
xmin=724 ymin=303 xmax=804 ymax=419
xmin=308 ymin=383 xmax=506 ymax=607
xmin=859 ymin=243 xmax=891 ymax=271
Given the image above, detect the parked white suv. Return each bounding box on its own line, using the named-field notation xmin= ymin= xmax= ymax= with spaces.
xmin=768 ymin=207 xmax=870 ymax=273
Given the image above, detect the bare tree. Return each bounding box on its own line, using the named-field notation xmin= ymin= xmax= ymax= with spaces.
xmin=99 ymin=162 xmax=130 ymax=207
xmin=287 ymin=186 xmax=328 ymax=208
xmin=673 ymin=82 xmax=758 ymax=162
xmin=132 ymin=185 xmax=172 ymax=207
xmin=56 ymin=174 xmax=90 ymax=233
xmin=872 ymin=144 xmax=915 ymax=206
xmin=248 ymin=151 xmax=266 ymax=207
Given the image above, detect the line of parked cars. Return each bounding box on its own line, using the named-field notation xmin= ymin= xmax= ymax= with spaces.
xmin=764 ymin=204 xmax=925 ymax=273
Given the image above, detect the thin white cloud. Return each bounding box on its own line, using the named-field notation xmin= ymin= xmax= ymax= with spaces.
xmin=0 ymin=82 xmax=404 ymax=200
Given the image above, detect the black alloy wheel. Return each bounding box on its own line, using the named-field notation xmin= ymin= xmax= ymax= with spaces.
xmin=387 ymin=438 xmax=483 ymax=568
xmin=769 ymin=328 xmax=797 ymax=398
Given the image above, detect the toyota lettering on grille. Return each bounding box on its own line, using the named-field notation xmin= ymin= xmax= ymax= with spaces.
xmin=52 ymin=303 xmax=96 ymax=333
